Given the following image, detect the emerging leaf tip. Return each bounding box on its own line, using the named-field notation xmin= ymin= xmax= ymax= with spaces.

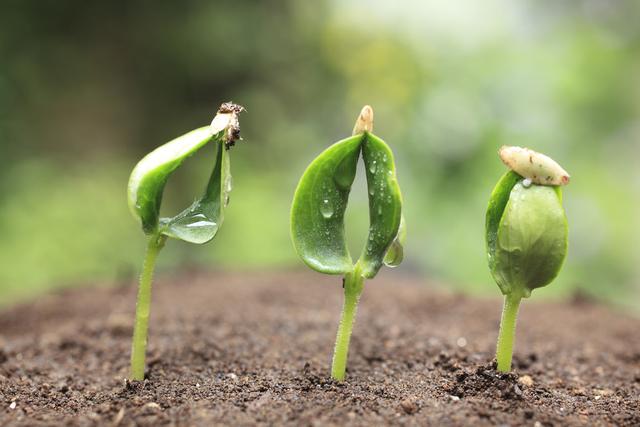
xmin=352 ymin=105 xmax=374 ymax=135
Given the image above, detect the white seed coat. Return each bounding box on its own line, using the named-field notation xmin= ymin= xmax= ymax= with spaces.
xmin=353 ymin=105 xmax=374 ymax=135
xmin=210 ymin=112 xmax=234 ymax=135
xmin=499 ymin=146 xmax=570 ymax=186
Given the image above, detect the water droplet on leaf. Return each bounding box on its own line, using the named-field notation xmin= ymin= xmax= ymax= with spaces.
xmin=320 ymin=199 xmax=334 ymax=219
xmin=383 ymin=238 xmax=403 ymax=268
xmin=163 ymin=212 xmax=219 ymax=244
xmin=369 ymin=160 xmax=377 ymax=174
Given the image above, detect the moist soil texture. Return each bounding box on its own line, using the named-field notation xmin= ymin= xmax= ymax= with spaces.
xmin=0 ymin=270 xmax=638 ymax=426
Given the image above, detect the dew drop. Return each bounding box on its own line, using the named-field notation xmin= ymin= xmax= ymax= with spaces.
xmin=164 ymin=212 xmax=219 ymax=244
xmin=383 ymin=239 xmax=403 ymax=267
xmin=320 ymin=199 xmax=334 ymax=219
xmin=522 ymin=178 xmax=532 ymax=188
xmin=369 ymin=160 xmax=377 ymax=174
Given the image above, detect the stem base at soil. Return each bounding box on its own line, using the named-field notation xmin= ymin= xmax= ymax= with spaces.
xmin=331 ymin=265 xmax=364 ymax=381
xmin=130 ymin=234 xmax=165 ymax=380
xmin=495 ymin=293 xmax=522 ymax=372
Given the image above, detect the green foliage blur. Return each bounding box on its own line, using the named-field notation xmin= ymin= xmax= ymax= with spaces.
xmin=1 ymin=0 xmax=639 ymax=307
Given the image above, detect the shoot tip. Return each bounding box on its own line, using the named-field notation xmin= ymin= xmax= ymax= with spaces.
xmin=353 ymin=105 xmax=374 ymax=135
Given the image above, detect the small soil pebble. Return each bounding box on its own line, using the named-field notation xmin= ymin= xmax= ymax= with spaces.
xmin=518 ymin=374 xmax=534 ymax=387
xmin=400 ymin=397 xmax=418 ymax=414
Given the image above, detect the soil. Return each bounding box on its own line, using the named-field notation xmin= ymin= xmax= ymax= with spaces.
xmin=0 ymin=270 xmax=639 ymax=426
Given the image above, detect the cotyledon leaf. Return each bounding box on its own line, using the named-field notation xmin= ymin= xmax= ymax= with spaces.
xmin=358 ymin=132 xmax=403 ymax=278
xmin=159 ymin=140 xmax=231 ymax=244
xmin=486 ymin=171 xmax=567 ymax=297
xmin=486 ymin=170 xmax=521 ymax=275
xmin=493 ymin=182 xmax=567 ymax=297
xmin=290 ymin=134 xmax=364 ymax=274
xmin=128 ymin=103 xmax=242 ymax=237
xmin=128 ymin=127 xmax=216 ymax=234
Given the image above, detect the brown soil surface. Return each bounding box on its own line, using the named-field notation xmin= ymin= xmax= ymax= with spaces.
xmin=0 ymin=270 xmax=639 ymax=426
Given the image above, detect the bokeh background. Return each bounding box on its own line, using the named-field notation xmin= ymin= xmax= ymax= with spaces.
xmin=1 ymin=0 xmax=639 ymax=308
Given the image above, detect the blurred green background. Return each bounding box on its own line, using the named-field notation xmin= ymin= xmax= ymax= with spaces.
xmin=1 ymin=0 xmax=639 ymax=308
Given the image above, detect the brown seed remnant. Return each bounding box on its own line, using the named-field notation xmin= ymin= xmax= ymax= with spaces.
xmin=498 ymin=146 xmax=570 ymax=186
xmin=211 ymin=102 xmax=245 ymax=149
xmin=353 ymin=105 xmax=374 ymax=135
xmin=218 ymin=102 xmax=246 ymax=114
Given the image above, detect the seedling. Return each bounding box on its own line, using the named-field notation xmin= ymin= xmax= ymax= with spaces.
xmin=291 ymin=106 xmax=405 ymax=381
xmin=126 ymin=102 xmax=244 ymax=380
xmin=486 ymin=145 xmax=569 ymax=372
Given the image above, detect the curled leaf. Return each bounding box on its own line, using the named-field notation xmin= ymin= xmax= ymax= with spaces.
xmin=291 ymin=106 xmax=404 ymax=279
xmin=128 ymin=127 xmax=215 ymax=234
xmin=128 ymin=103 xmax=242 ymax=239
xmin=159 ymin=142 xmax=231 ymax=244
xmin=290 ymin=135 xmax=363 ymax=274
xmin=486 ymin=171 xmax=521 ymax=275
xmin=359 ymin=132 xmax=403 ymax=278
xmin=486 ymin=172 xmax=568 ymax=297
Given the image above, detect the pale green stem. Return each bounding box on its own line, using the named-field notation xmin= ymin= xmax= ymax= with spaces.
xmin=331 ymin=264 xmax=365 ymax=381
xmin=130 ymin=234 xmax=166 ymax=380
xmin=495 ymin=293 xmax=522 ymax=372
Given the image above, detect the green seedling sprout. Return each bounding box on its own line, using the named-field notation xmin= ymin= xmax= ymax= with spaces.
xmin=486 ymin=145 xmax=569 ymax=372
xmin=291 ymin=106 xmax=405 ymax=381
xmin=127 ymin=102 xmax=244 ymax=380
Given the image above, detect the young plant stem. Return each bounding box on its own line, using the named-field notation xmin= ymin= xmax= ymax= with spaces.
xmin=331 ymin=263 xmax=365 ymax=381
xmin=495 ymin=292 xmax=522 ymax=372
xmin=130 ymin=233 xmax=166 ymax=380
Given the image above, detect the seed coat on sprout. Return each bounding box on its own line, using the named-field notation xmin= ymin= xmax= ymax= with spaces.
xmin=486 ymin=147 xmax=569 ymax=372
xmin=499 ymin=145 xmax=570 ymax=186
